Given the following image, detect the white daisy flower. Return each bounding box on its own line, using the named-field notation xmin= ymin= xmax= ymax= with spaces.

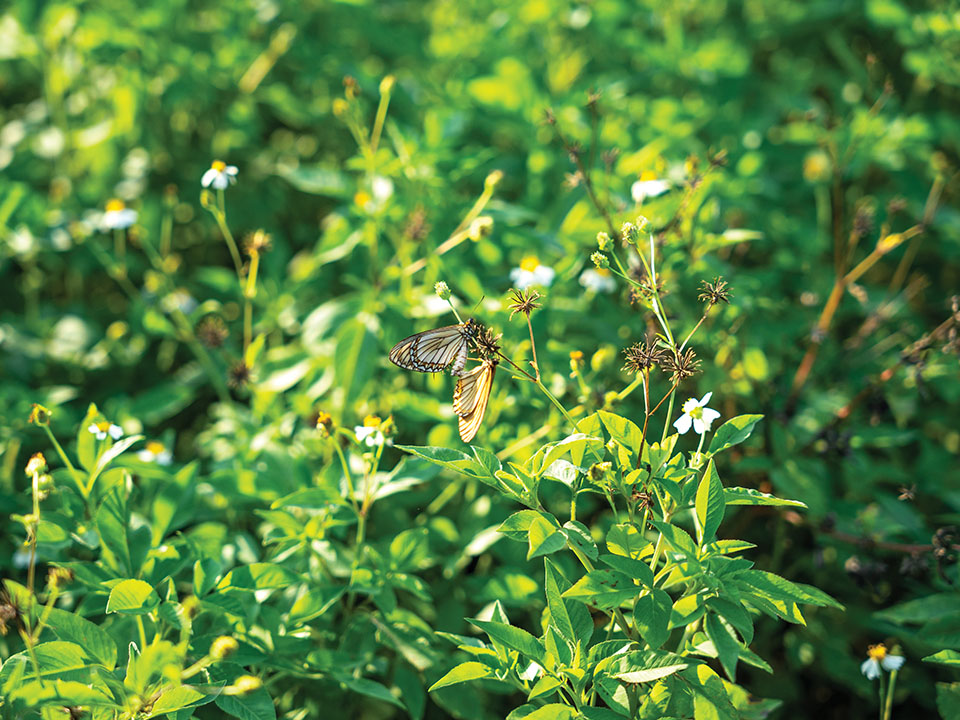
xmin=510 ymin=256 xmax=555 ymax=289
xmin=138 ymin=440 xmax=173 ymax=465
xmin=371 ymin=175 xmax=394 ymax=202
xmin=579 ymin=267 xmax=616 ymax=293
xmin=860 ymin=644 xmax=905 ymax=680
xmin=102 ymin=199 xmax=138 ymax=230
xmin=631 ymin=171 xmax=670 ymax=204
xmin=88 ymin=421 xmax=123 ymax=441
xmin=201 ymin=160 xmax=238 ymax=190
xmin=673 ymin=392 xmax=721 ymax=435
xmin=355 ymin=415 xmax=385 ymax=448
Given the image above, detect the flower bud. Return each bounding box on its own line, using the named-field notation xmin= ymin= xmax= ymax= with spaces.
xmin=332 ymin=98 xmax=349 ymax=117
xmin=590 ymin=252 xmax=609 ymax=269
xmin=434 ymin=281 xmax=451 ymax=301
xmin=379 ymin=75 xmax=396 ymax=95
xmin=25 ymin=452 xmax=47 ymax=476
xmin=28 ymin=404 xmax=52 ymax=426
xmin=229 ymin=675 xmax=262 ymax=695
xmin=596 ymin=232 xmax=611 ymax=251
xmin=210 ymin=636 xmax=239 ymax=661
xmin=620 ymin=221 xmax=639 ymax=244
xmin=484 ymin=170 xmax=504 ymax=191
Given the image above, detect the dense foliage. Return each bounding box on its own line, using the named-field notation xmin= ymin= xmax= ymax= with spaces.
xmin=2 ymin=0 xmax=959 ymax=718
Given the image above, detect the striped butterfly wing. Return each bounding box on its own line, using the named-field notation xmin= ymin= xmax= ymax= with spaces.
xmin=389 ymin=324 xmax=468 ymax=373
xmin=454 ymin=359 xmax=497 ymax=443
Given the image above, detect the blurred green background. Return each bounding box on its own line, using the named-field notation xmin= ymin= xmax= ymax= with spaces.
xmin=2 ymin=0 xmax=959 ymax=717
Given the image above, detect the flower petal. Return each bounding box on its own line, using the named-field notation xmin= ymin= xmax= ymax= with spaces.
xmin=109 ymin=424 xmax=123 ymax=439
xmin=861 ymin=658 xmax=880 ymax=680
xmin=693 ymin=417 xmax=706 ymax=435
xmin=881 ymin=654 xmax=905 ymax=672
xmin=201 ymin=168 xmax=217 ymax=187
xmin=700 ymin=391 xmax=713 ymax=405
xmin=674 ymin=414 xmax=692 ymax=434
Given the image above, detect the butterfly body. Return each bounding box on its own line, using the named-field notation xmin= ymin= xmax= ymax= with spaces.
xmin=389 ymin=318 xmax=480 ymax=375
xmin=453 ymin=357 xmax=498 ymax=442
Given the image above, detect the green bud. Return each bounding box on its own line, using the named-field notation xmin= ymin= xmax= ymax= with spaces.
xmin=590 ymin=252 xmax=609 ymax=269
xmin=434 ymin=281 xmax=451 ymax=300
xmin=596 ymin=232 xmax=611 ymax=251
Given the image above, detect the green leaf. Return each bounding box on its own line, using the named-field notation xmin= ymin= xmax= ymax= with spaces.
xmin=650 ymin=520 xmax=698 ymax=559
xmin=390 ymin=528 xmax=430 ymax=571
xmin=96 ymin=487 xmax=132 ymax=575
xmin=334 ymin=319 xmax=376 ymax=409
xmin=468 ymin=618 xmax=546 ymax=664
xmin=606 ymin=523 xmax=649 ymax=559
xmin=215 ymin=686 xmax=277 ymax=720
xmin=76 ymin=403 xmax=100 ymax=472
xmin=563 ymin=569 xmax=637 ymax=610
xmin=429 ymin=662 xmax=498 ymax=691
xmin=527 ymin=515 xmax=566 ymax=560
xmin=598 ymin=410 xmax=643 ymax=468
xmin=723 ymin=487 xmax=807 ymax=508
xmin=705 ymin=614 xmax=740 ymax=680
xmin=397 ymin=446 xmax=492 ymax=484
xmin=738 ymin=570 xmax=844 ymax=610
xmin=106 ymin=579 xmax=160 ymax=614
xmin=498 ymin=510 xmax=554 ymax=541
xmin=877 ymin=592 xmax=960 ymax=624
xmin=633 ymin=589 xmax=673 ymax=649
xmin=336 ymin=676 xmax=405 ymax=710
xmin=924 ymin=650 xmax=960 ymax=667
xmin=544 ymin=559 xmax=576 ymax=646
xmin=527 ymin=675 xmax=564 ymax=701
xmin=706 ymin=597 xmax=754 ymax=645
xmin=936 ymin=682 xmax=960 ymax=720
xmin=707 ymin=415 xmax=763 ymax=455
xmin=194 ymin=558 xmax=222 ymax=596
xmin=695 ymin=460 xmax=725 ymax=546
xmin=149 ymin=685 xmax=211 ymax=716
xmin=44 ymin=607 xmax=118 ymax=670
xmin=217 ymin=563 xmax=299 ymax=591
xmin=521 ymin=704 xmax=575 ymax=720
xmin=279 ymin=165 xmax=350 ymax=197
xmin=89 ymin=434 xmax=144 ymax=487
xmin=561 ymin=521 xmax=599 ymax=561
xmin=610 ymin=650 xmax=689 ymax=683
xmin=598 ymin=554 xmax=654 ymax=588
xmin=288 ymin=586 xmax=345 ymax=625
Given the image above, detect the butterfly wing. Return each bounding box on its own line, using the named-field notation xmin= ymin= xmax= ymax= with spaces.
xmin=454 ymin=360 xmax=497 ymax=443
xmin=389 ymin=324 xmax=467 ymax=373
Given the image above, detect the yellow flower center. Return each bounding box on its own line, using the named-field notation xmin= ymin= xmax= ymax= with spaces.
xmin=520 ymin=256 xmax=540 ymax=272
xmin=95 ymin=421 xmax=111 ymax=432
xmin=569 ymin=350 xmax=584 ymax=361
xmin=145 ymin=441 xmax=165 ymax=454
xmin=105 ymin=199 xmax=125 ymax=212
xmin=363 ymin=415 xmax=382 ymax=428
xmin=594 ymin=268 xmax=611 ymax=277
xmin=211 ymin=160 xmax=226 ymax=172
xmin=867 ymin=644 xmax=887 ymax=661
xmin=354 ymin=190 xmax=372 ymax=207
xmin=639 ymin=170 xmax=658 ymax=182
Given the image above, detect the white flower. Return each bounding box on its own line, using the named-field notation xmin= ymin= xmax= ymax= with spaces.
xmin=631 ymin=172 xmax=670 ymax=204
xmin=371 ymin=176 xmax=394 ymax=202
xmin=88 ymin=421 xmax=123 ymax=441
xmin=138 ymin=440 xmax=173 ymax=465
xmin=355 ymin=416 xmax=385 ymax=448
xmin=579 ymin=267 xmax=616 ymax=293
xmin=510 ymin=256 xmax=555 ymax=289
xmin=201 ymin=160 xmax=238 ymax=190
xmin=673 ymin=392 xmax=721 ymax=435
xmin=861 ymin=644 xmax=905 ymax=680
xmin=102 ymin=199 xmax=138 ymax=230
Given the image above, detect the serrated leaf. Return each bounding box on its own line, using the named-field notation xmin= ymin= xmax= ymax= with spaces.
xmin=723 ymin=487 xmax=806 ymax=508
xmin=428 ymin=661 xmax=498 ymax=691
xmin=106 ymin=579 xmax=160 ymax=614
xmin=707 ymin=415 xmax=763 ymax=455
xmin=650 ymin=520 xmax=698 ymax=559
xmin=598 ymin=554 xmax=654 ymax=588
xmin=215 ymin=686 xmax=277 ymax=720
xmin=738 ymin=570 xmax=843 ymax=610
xmin=563 ymin=569 xmax=637 ymax=610
xmin=611 ymin=650 xmax=689 ymax=683
xmin=44 ymin=607 xmax=118 ymax=670
xmin=634 ymin=589 xmax=673 ymax=649
xmin=217 ymin=563 xmax=299 ymax=591
xmin=561 ymin=521 xmax=598 ymax=561
xmin=705 ymin=614 xmax=740 ymax=680
xmin=468 ymin=619 xmax=546 ymax=664
xmin=527 ymin=515 xmax=566 ymax=560
xmin=544 ymin=559 xmax=576 ymax=646
xmin=695 ymin=460 xmax=724 ymax=546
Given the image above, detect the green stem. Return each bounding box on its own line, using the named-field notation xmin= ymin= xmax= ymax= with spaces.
xmin=661 ymin=393 xmax=677 ymax=443
xmin=113 ymin=228 xmax=127 ymax=277
xmin=882 ymin=669 xmax=898 ymax=720
xmin=41 ymin=425 xmax=83 ymax=495
xmin=27 ymin=470 xmax=40 ymax=596
xmin=136 ymin=615 xmax=148 ymax=649
xmin=215 ymin=190 xmax=244 ymax=278
xmin=878 ymin=671 xmax=886 ymax=720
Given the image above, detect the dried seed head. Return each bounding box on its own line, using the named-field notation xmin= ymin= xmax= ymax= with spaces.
xmin=475 ymin=327 xmax=502 ymax=359
xmin=197 ymin=315 xmax=229 ymax=348
xmin=622 ymin=342 xmax=666 ymax=374
xmin=244 ymin=229 xmax=272 ymax=256
xmin=29 ymin=403 xmax=52 ymax=426
xmin=698 ymin=277 xmax=732 ymax=306
xmin=228 ymin=361 xmax=252 ymax=390
xmin=404 ymin=206 xmax=430 ymax=241
xmin=508 ymin=287 xmax=542 ymax=319
xmin=661 ymin=347 xmax=701 ymax=381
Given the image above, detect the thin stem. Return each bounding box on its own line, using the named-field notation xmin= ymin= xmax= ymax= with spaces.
xmin=878 ymin=671 xmax=886 ymax=720
xmin=678 ymin=312 xmax=708 ymax=353
xmin=243 ymin=249 xmax=260 ymax=355
xmin=41 ymin=425 xmax=83 ymax=494
xmin=370 ymin=79 xmax=393 ymax=154
xmin=113 ymin=228 xmax=127 ymax=278
xmin=331 ymin=434 xmax=360 ymax=515
xmin=215 ymin=189 xmax=244 ymax=278
xmin=883 ymin=669 xmax=898 ymax=720
xmin=661 ymin=392 xmax=677 ymax=443
xmin=136 ymin=615 xmax=148 ymax=649
xmin=27 ymin=470 xmax=40 ymax=596
xmin=526 ymin=314 xmax=540 ymax=381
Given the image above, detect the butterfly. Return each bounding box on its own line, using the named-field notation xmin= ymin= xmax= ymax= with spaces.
xmin=389 ymin=318 xmax=480 ymax=376
xmin=453 ymin=357 xmax=498 ymax=443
